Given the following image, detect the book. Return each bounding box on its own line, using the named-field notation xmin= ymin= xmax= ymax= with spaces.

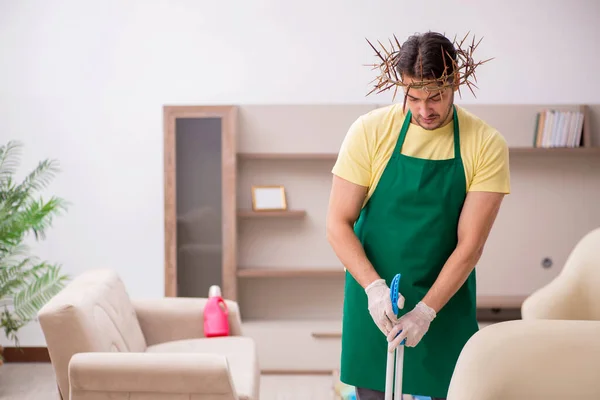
xmin=533 ymin=109 xmax=585 ymax=148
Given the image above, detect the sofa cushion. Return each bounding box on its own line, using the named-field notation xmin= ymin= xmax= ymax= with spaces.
xmin=146 ymin=336 xmax=259 ymax=400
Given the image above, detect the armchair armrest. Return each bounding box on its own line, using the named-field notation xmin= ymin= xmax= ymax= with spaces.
xmin=69 ymin=352 xmax=238 ymax=399
xmin=131 ymin=297 xmax=243 ymax=345
xmin=522 ymin=278 xmax=585 ymax=320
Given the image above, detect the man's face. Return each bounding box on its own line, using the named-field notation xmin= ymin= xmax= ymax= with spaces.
xmin=402 ymin=75 xmax=455 ymax=130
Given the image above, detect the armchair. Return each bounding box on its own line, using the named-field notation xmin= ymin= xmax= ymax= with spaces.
xmin=521 ymin=227 xmax=600 ymax=320
xmin=447 ymin=319 xmax=600 ymax=399
xmin=38 ymin=268 xmax=259 ymax=400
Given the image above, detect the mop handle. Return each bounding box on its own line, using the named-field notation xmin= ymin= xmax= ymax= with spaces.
xmin=385 ymin=274 xmax=405 ymax=400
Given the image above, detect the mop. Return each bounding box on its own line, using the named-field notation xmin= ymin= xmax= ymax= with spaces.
xmin=385 ymin=273 xmax=405 ymax=400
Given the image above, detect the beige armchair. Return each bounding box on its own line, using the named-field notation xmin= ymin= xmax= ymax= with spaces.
xmin=447 ymin=319 xmax=600 ymax=399
xmin=38 ymin=268 xmax=259 ymax=400
xmin=521 ymin=227 xmax=600 ymax=320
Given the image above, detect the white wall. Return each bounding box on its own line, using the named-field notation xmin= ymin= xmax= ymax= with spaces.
xmin=0 ymin=0 xmax=598 ymax=346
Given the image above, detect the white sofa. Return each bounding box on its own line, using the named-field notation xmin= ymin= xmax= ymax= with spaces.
xmin=38 ymin=268 xmax=259 ymax=400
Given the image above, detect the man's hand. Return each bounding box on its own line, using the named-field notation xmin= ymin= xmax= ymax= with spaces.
xmin=387 ymin=301 xmax=436 ymax=350
xmin=422 ymin=191 xmax=505 ymax=313
xmin=365 ymin=279 xmax=405 ymax=336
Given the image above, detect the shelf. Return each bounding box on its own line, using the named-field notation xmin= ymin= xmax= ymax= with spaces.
xmin=238 ymin=152 xmax=337 ymax=160
xmin=238 ymin=267 xmax=344 ymax=278
xmin=237 ymin=268 xmax=526 ymax=306
xmin=311 ymin=331 xmax=342 ymax=339
xmin=237 ymin=209 xmax=307 ymax=218
xmin=244 ymin=319 xmax=509 ymax=347
xmin=238 ymin=147 xmax=600 ymax=160
xmin=477 ymin=295 xmax=527 ymax=309
xmin=308 ymin=320 xmax=504 ymax=339
xmin=238 ymin=267 xmax=527 ymax=306
xmin=510 ymin=146 xmax=600 ymax=155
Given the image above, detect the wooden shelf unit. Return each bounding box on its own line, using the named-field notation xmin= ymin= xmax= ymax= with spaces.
xmin=166 ymin=103 xmax=599 ymax=374
xmin=164 ymin=103 xmax=599 ymax=304
xmin=233 ymin=102 xmax=597 ymax=305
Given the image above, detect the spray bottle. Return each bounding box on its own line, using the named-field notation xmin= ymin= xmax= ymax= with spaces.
xmin=203 ymin=285 xmax=230 ymax=338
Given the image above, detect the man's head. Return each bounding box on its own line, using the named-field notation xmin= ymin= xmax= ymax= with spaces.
xmin=366 ymin=31 xmax=491 ymax=127
xmin=395 ymin=32 xmax=458 ymax=130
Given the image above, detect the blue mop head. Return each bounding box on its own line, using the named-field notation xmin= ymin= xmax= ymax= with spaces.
xmin=390 ymin=273 xmax=406 ymax=345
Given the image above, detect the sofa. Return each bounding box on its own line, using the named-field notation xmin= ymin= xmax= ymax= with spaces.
xmin=447 ymin=319 xmax=600 ymax=399
xmin=37 ymin=268 xmax=259 ymax=400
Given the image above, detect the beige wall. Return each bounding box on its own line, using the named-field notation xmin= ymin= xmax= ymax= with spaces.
xmin=4 ymin=0 xmax=598 ymax=348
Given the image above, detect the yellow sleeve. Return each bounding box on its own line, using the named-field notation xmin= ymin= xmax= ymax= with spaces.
xmin=469 ymin=131 xmax=511 ymax=194
xmin=331 ymin=116 xmax=372 ymax=187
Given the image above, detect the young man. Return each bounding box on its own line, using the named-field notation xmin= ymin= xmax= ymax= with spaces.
xmin=326 ymin=31 xmax=510 ymax=399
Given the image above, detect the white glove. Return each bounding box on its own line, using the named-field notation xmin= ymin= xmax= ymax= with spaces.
xmin=365 ymin=279 xmax=405 ymax=336
xmin=387 ymin=301 xmax=436 ymax=350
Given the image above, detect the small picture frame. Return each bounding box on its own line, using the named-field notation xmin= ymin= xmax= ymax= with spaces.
xmin=251 ymin=185 xmax=288 ymax=211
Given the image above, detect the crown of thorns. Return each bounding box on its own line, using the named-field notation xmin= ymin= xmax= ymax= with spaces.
xmin=365 ymin=32 xmax=493 ymax=102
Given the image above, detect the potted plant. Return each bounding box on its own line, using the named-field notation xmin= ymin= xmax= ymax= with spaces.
xmin=0 ymin=140 xmax=69 ymax=363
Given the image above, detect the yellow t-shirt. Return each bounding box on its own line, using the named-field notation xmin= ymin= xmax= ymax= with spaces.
xmin=332 ymin=103 xmax=511 ymax=205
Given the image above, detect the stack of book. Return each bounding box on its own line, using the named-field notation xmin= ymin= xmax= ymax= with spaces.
xmin=533 ymin=109 xmax=585 ymax=148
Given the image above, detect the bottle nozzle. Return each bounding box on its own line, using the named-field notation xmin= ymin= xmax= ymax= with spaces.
xmin=208 ymin=285 xmax=222 ymax=297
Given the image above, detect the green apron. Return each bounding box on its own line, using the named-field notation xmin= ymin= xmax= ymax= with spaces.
xmin=339 ymin=106 xmax=478 ymax=399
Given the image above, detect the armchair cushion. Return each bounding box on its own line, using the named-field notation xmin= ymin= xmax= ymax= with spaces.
xmin=69 ymin=352 xmax=237 ymax=400
xmin=146 ymin=336 xmax=259 ymax=400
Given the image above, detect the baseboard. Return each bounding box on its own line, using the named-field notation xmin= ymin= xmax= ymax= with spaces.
xmin=1 ymin=346 xmax=50 ymax=362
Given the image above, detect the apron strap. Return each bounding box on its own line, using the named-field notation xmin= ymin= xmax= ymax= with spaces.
xmin=452 ymin=106 xmax=462 ymax=161
xmin=392 ymin=110 xmax=412 ymax=156
xmin=394 ymin=106 xmax=461 ymax=160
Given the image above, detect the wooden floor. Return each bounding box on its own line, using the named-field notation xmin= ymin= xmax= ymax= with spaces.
xmin=0 ymin=363 xmax=337 ymax=400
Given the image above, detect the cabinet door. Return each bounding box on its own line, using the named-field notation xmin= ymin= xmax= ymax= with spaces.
xmin=164 ymin=106 xmax=237 ymax=300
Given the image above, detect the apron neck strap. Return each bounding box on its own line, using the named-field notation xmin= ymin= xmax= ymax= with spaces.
xmin=452 ymin=106 xmax=461 ymax=161
xmin=393 ymin=109 xmax=412 ymax=155
xmin=394 ymin=106 xmax=461 ymax=160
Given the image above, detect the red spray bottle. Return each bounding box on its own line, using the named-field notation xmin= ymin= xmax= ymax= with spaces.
xmin=203 ymin=285 xmax=230 ymax=337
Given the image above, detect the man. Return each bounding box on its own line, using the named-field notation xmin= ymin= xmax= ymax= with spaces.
xmin=326 ymin=31 xmax=510 ymax=400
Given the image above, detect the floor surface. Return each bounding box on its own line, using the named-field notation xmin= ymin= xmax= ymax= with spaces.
xmin=0 ymin=362 xmax=338 ymax=400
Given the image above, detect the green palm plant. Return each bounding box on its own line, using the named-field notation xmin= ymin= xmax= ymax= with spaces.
xmin=0 ymin=140 xmax=69 ymax=350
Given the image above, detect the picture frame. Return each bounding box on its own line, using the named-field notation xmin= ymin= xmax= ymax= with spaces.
xmin=251 ymin=185 xmax=288 ymax=211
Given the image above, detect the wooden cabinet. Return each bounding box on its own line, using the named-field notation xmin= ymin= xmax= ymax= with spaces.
xmin=163 ymin=106 xmax=238 ymax=301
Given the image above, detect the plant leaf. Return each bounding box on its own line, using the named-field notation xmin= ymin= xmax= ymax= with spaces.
xmin=0 ymin=140 xmax=70 ymax=347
